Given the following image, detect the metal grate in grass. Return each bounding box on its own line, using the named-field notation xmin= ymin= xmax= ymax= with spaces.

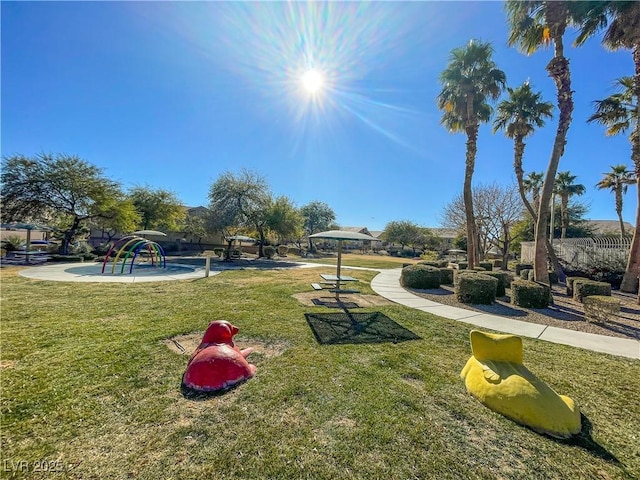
xmin=304 ymin=311 xmax=421 ymax=345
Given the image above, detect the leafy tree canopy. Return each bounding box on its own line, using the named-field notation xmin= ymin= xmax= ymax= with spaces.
xmin=1 ymin=153 xmax=125 ymax=254
xmin=128 ymin=185 xmax=186 ymax=232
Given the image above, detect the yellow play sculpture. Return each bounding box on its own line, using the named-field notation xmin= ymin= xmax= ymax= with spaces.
xmin=460 ymin=330 xmax=581 ymax=438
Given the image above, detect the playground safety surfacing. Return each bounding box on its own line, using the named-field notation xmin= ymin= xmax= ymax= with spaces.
xmin=19 ymin=262 xmax=207 ymax=283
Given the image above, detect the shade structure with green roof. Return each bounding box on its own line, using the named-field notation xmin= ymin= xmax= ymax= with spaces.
xmin=308 ymin=230 xmax=375 ymax=297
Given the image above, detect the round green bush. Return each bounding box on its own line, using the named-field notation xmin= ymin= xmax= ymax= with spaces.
xmin=511 ymin=280 xmax=550 ymax=308
xmin=438 ymin=267 xmax=454 ymax=285
xmin=401 ymin=264 xmax=441 ymax=289
xmin=263 ymin=245 xmax=276 ymax=259
xmin=455 ymin=273 xmax=498 ymax=305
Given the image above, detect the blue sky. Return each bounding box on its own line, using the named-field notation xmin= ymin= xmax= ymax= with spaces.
xmin=2 ymin=1 xmax=637 ymax=232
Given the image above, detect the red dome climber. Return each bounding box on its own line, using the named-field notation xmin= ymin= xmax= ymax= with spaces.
xmin=182 ymin=320 xmax=256 ymax=393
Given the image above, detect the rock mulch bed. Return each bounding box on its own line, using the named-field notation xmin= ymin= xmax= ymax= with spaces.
xmin=409 ymin=283 xmax=640 ymax=340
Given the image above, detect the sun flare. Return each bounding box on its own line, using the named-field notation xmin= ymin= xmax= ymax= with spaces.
xmin=301 ymin=69 xmax=324 ymax=94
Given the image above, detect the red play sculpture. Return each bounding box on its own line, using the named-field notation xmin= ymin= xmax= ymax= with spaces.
xmin=182 ymin=320 xmax=256 ymax=393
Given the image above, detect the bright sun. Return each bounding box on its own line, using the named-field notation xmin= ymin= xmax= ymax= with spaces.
xmin=301 ymin=69 xmax=324 ymax=94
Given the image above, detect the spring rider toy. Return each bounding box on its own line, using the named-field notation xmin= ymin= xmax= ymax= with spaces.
xmin=182 ymin=320 xmax=256 ymax=393
xmin=461 ymin=330 xmax=581 ymax=438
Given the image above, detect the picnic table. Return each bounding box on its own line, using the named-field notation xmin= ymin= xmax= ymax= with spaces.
xmin=312 ymin=273 xmax=360 ymax=297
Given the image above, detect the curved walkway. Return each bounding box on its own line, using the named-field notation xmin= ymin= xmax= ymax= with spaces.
xmin=370 ymin=268 xmax=639 ymax=360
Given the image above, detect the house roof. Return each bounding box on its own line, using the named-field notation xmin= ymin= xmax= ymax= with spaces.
xmin=340 ymin=226 xmax=372 ymax=236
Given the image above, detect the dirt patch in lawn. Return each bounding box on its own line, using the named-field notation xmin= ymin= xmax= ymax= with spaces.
xmin=293 ymin=291 xmax=394 ymax=308
xmin=409 ymin=284 xmax=640 ymax=340
xmin=163 ymin=333 xmax=289 ymax=358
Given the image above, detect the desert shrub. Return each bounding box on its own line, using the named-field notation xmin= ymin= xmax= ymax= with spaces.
xmin=573 ymin=280 xmax=611 ymax=303
xmin=399 ymin=249 xmax=417 ymax=258
xmin=520 ymin=268 xmax=532 ymax=280
xmin=48 ymin=254 xmax=84 ymax=263
xmin=478 ymin=261 xmax=493 ymax=271
xmin=455 ymin=273 xmax=498 ymax=305
xmin=277 ymin=245 xmax=288 ymax=256
xmin=401 ymin=264 xmax=441 ymax=289
xmin=263 ymin=245 xmax=276 ymax=259
xmin=511 ymin=280 xmax=550 ymax=308
xmin=583 ymin=295 xmax=620 ymax=323
xmin=515 ymin=263 xmax=533 ymax=275
xmin=213 ymin=248 xmax=225 ymax=257
xmin=438 ymin=268 xmax=454 ymax=285
xmin=482 ymin=271 xmax=508 ymax=297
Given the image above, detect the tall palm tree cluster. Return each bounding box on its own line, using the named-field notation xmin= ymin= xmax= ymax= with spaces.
xmin=437 ymin=0 xmax=640 ymax=296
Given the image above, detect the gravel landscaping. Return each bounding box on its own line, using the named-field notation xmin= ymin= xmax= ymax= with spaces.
xmin=408 ymin=283 xmax=640 ymax=340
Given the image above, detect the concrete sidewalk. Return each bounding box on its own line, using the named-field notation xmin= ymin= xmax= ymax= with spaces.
xmin=371 ymin=268 xmax=639 ymax=360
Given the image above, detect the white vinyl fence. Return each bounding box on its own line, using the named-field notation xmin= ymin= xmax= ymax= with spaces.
xmin=521 ymin=236 xmax=631 ymax=270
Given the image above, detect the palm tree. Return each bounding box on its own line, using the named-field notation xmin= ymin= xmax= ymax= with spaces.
xmin=596 ymin=165 xmax=636 ymax=237
xmin=437 ymin=40 xmax=506 ymax=269
xmin=506 ymin=0 xmax=578 ymax=285
xmin=523 ymin=171 xmax=545 ymax=214
xmin=574 ymin=0 xmax=640 ymax=296
xmin=554 ymin=171 xmax=586 ymax=240
xmin=493 ymin=83 xmax=554 ymax=219
xmin=589 ymin=77 xmax=640 ymax=293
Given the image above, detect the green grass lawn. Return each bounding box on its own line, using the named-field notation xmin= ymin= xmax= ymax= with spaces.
xmin=1 ymin=263 xmax=638 ymax=479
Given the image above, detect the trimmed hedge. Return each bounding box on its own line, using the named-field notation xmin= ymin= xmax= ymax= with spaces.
xmin=573 ymin=280 xmax=611 ymax=303
xmin=401 ymin=264 xmax=441 ymax=289
xmin=548 ymin=270 xmax=559 ymax=285
xmin=566 ymin=276 xmax=589 ymax=296
xmin=455 ymin=273 xmax=498 ymax=305
xmin=457 ymin=262 xmax=468 ymax=270
xmin=511 ymin=280 xmax=550 ymax=308
xmin=419 ymin=261 xmax=439 ymax=267
xmin=438 ymin=268 xmax=454 ymax=285
xmin=482 ymin=271 xmax=508 ymax=297
xmin=453 ymin=270 xmax=477 ymax=287
xmin=583 ymin=295 xmax=620 ymax=323
xmin=478 ymin=261 xmax=493 ymax=271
